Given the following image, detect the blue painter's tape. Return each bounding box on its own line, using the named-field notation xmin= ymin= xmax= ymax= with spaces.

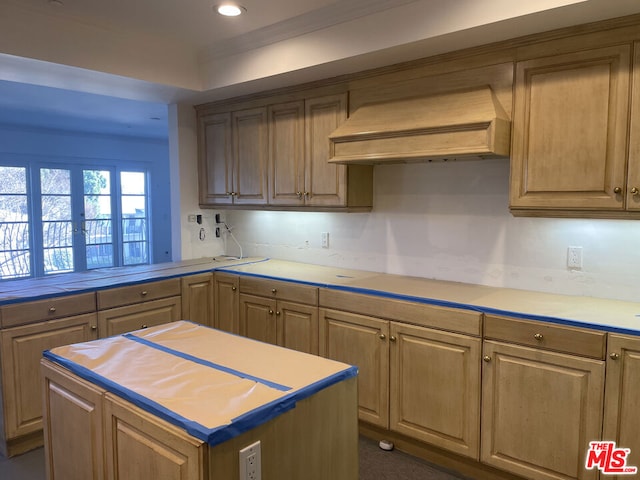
xmin=123 ymin=333 xmax=291 ymax=392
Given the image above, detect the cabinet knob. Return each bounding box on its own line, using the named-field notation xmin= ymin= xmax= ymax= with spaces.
xmin=614 ymin=187 xmax=622 ymax=194
xmin=91 ymin=325 xmax=97 ymax=330
xmin=533 ymin=333 xmax=544 ymax=341
xmin=48 ymin=306 xmax=57 ymax=313
xmin=296 ymin=192 xmax=303 ymax=198
xmin=609 ymin=352 xmax=620 ymax=360
xmin=390 ymin=335 xmax=397 ymax=342
xmin=483 ymin=355 xmax=491 ymax=362
xmin=631 ymin=187 xmax=639 ymax=196
xmin=268 ymin=310 xmax=274 ymax=315
xmin=303 ymin=192 xmax=309 ymax=197
xmin=231 ymin=286 xmax=237 ymax=291
xmin=271 ymin=288 xmax=277 ymax=294
xmin=141 ymin=324 xmax=148 ymax=329
xmin=379 ymin=334 xmax=386 ymax=340
xmin=141 ymin=290 xmax=148 ymax=296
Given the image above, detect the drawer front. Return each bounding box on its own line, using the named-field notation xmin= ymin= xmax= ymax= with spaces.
xmin=319 ymin=289 xmax=481 ymax=336
xmin=1 ymin=293 xmax=96 ymax=328
xmin=484 ymin=315 xmax=606 ymax=359
xmin=97 ymin=278 xmax=181 ymax=310
xmin=97 ymin=296 xmax=182 ymax=337
xmin=239 ymin=277 xmax=318 ymax=305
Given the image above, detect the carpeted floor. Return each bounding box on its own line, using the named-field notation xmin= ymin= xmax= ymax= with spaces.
xmin=359 ymin=436 xmax=470 ymax=480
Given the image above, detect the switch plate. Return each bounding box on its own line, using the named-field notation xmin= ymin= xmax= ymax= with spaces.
xmin=567 ymin=246 xmax=583 ymax=269
xmin=187 ymin=214 xmax=196 ymax=223
xmin=321 ymin=232 xmax=329 ymax=249
xmin=239 ymin=441 xmax=261 ymax=480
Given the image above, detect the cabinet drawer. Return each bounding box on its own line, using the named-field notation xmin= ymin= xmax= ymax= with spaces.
xmin=484 ymin=315 xmax=606 ymax=359
xmin=319 ymin=289 xmax=481 ymax=336
xmin=97 ymin=279 xmax=181 ymax=310
xmin=239 ymin=277 xmax=318 ymax=305
xmin=1 ymin=293 xmax=96 ymax=328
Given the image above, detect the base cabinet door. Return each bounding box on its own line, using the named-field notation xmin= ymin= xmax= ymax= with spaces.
xmin=42 ymin=360 xmax=105 ymax=480
xmin=481 ymin=340 xmax=605 ymax=480
xmin=239 ymin=294 xmax=277 ymax=345
xmin=0 ymin=313 xmax=97 ymax=455
xmin=390 ymin=322 xmax=481 ymax=459
xmin=319 ymin=309 xmax=389 ymax=427
xmin=181 ymin=273 xmax=214 ymax=327
xmin=603 ymin=334 xmax=640 ymax=479
xmin=213 ymin=273 xmax=239 ymax=334
xmin=104 ymin=394 xmax=205 ymax=480
xmin=277 ymin=300 xmax=318 ymax=355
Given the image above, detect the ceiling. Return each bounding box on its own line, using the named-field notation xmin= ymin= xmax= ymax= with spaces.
xmin=1 ymin=0 xmax=639 ymax=139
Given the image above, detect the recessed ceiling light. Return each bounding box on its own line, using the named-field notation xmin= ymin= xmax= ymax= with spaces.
xmin=216 ymin=4 xmax=245 ymax=17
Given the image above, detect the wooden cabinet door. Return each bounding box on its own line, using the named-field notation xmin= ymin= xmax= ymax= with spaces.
xmin=277 ymin=300 xmax=318 ymax=355
xmin=213 ymin=273 xmax=239 ymax=334
xmin=198 ymin=112 xmax=233 ymax=205
xmin=305 ymin=94 xmax=348 ymax=207
xmin=97 ymin=297 xmax=181 ymax=337
xmin=268 ymin=101 xmax=305 ymax=205
xmin=42 ymin=360 xmax=105 ymax=480
xmin=481 ymin=340 xmax=605 ymax=480
xmin=239 ymin=294 xmax=277 ymax=345
xmin=0 ymin=314 xmax=97 ymax=443
xmin=181 ymin=273 xmax=214 ymax=327
xmin=319 ymin=308 xmax=389 ymax=427
xmin=389 ymin=323 xmax=481 ymax=459
xmin=603 ymin=334 xmax=640 ymax=479
xmin=510 ymin=45 xmax=630 ymax=211
xmin=232 ymin=107 xmax=268 ymax=205
xmin=104 ymin=394 xmax=205 ymax=480
xmin=626 ymin=42 xmax=640 ymax=212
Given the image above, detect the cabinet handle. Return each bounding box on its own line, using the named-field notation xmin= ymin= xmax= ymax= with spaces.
xmin=141 ymin=324 xmax=148 ymax=329
xmin=296 ymin=192 xmax=303 ymax=198
xmin=631 ymin=187 xmax=639 ymax=196
xmin=271 ymin=288 xmax=277 ymax=294
xmin=48 ymin=306 xmax=57 ymax=313
xmin=533 ymin=333 xmax=544 ymax=341
xmin=614 ymin=187 xmax=622 ymax=194
xmin=390 ymin=335 xmax=397 ymax=342
xmin=379 ymin=334 xmax=386 ymax=340
xmin=141 ymin=290 xmax=148 ymax=296
xmin=303 ymin=192 xmax=309 ymax=197
xmin=609 ymin=352 xmax=620 ymax=360
xmin=483 ymin=355 xmax=491 ymax=362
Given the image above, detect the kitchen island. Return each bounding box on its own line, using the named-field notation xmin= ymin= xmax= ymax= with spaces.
xmin=40 ymin=321 xmax=358 ymax=480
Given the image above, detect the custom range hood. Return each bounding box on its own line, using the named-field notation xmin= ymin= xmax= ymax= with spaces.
xmin=328 ymin=86 xmax=511 ymax=164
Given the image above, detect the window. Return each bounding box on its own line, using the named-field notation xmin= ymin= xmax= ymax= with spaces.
xmin=0 ymin=163 xmax=150 ymax=280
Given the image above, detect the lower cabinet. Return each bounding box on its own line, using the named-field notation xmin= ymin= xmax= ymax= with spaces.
xmin=0 ymin=314 xmax=98 ymax=457
xmin=181 ymin=273 xmax=214 ymax=327
xmin=239 ymin=294 xmax=319 ymax=355
xmin=319 ymin=308 xmax=482 ymax=459
xmin=603 ymin=334 xmax=640 ymax=479
xmin=213 ymin=272 xmax=239 ymax=334
xmin=481 ymin=315 xmax=607 ymax=480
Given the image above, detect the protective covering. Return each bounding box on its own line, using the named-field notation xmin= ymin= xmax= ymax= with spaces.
xmin=44 ymin=321 xmax=357 ymax=446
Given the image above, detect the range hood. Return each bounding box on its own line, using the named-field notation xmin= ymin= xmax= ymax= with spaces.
xmin=328 ymin=86 xmax=511 ymax=164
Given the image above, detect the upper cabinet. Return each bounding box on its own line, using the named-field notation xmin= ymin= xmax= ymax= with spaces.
xmin=197 ymin=91 xmax=373 ymax=211
xmin=198 ymin=107 xmax=268 ymax=206
xmin=510 ymin=43 xmax=639 ymax=217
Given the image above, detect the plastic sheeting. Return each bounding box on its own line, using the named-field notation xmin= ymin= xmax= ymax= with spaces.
xmin=44 ymin=321 xmax=357 ymax=446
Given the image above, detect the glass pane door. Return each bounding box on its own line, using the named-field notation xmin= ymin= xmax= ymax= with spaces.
xmin=0 ymin=166 xmax=30 ymax=278
xmin=83 ymin=169 xmax=113 ymax=269
xmin=41 ymin=168 xmax=73 ymax=274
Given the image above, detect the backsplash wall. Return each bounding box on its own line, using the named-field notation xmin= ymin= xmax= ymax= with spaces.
xmin=220 ymin=159 xmax=640 ymax=303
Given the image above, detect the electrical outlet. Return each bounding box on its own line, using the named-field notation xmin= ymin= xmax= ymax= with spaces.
xmin=567 ymin=246 xmax=583 ymax=269
xmin=239 ymin=441 xmax=261 ymax=480
xmin=321 ymin=232 xmax=329 ymax=248
xmin=187 ymin=214 xmax=196 ymax=223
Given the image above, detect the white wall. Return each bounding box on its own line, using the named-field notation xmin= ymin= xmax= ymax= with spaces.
xmin=210 ymin=159 xmax=640 ymax=303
